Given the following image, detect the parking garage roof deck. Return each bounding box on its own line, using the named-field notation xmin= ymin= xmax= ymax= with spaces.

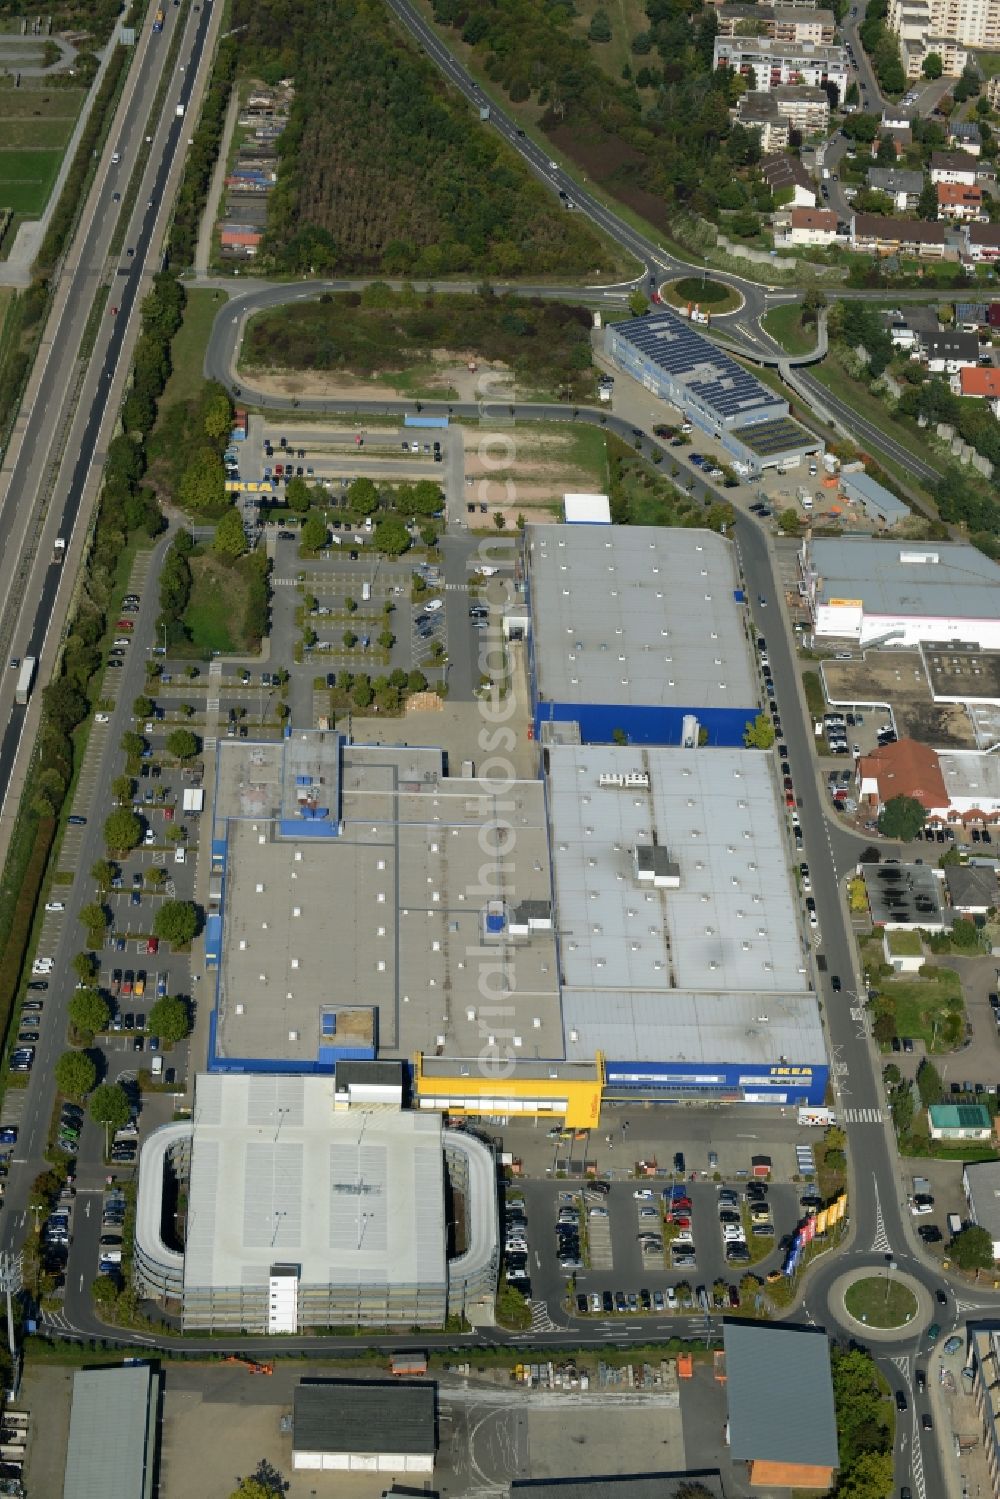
xmin=547 ymin=744 xmax=810 ymax=996
xmin=214 ymin=740 xmax=563 ymax=1065
xmin=183 ymin=1075 xmax=447 ymax=1301
xmin=526 ymin=525 xmax=756 ymax=711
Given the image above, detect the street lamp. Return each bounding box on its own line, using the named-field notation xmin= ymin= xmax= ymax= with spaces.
xmin=884 ymin=1254 xmax=896 ymax=1303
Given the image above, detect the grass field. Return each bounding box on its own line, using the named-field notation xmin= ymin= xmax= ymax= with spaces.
xmin=570 ymin=0 xmax=651 ymax=86
xmin=160 ymin=289 xmax=227 ymax=409
xmin=844 ymin=1276 xmax=918 ymax=1329
xmin=762 ymin=303 xmax=816 ymax=356
xmin=184 ymin=554 xmax=245 ymax=656
xmin=0 ymin=148 xmax=63 ymax=215
xmin=880 ymin=966 xmax=965 ymax=1052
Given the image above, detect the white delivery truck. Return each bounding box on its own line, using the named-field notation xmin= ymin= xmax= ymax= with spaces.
xmin=797 ymin=1106 xmax=837 ymax=1127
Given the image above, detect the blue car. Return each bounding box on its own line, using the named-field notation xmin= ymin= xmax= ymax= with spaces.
xmin=0 ymin=1128 xmax=17 ymax=1145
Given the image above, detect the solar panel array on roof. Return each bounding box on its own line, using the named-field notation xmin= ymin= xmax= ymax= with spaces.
xmin=611 ymin=313 xmax=784 ymax=426
xmin=738 ymin=416 xmax=815 ymax=456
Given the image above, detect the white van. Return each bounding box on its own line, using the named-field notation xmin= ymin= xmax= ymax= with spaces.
xmin=174 ymin=846 xmax=186 ymax=864
xmin=152 ymin=1055 xmax=163 ymax=1078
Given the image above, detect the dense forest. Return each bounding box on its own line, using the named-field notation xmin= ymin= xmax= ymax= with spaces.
xmin=243 ymin=285 xmax=597 ymax=399
xmin=429 ymin=0 xmax=766 ymax=232
xmin=230 ymin=0 xmax=615 ymax=276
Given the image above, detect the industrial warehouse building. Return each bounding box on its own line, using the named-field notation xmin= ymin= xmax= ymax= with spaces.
xmin=292 ymin=1380 xmax=436 ymax=1474
xmin=605 ymin=312 xmax=822 ymax=474
xmin=133 ymin=1073 xmax=498 ymax=1332
xmin=63 ymin=1364 xmax=159 ymax=1499
xmin=800 ymin=536 xmax=1000 ymax=649
xmin=724 ymin=1323 xmax=839 ymax=1490
xmin=524 ymin=523 xmax=759 ymax=746
xmin=547 ymin=744 xmax=827 ymax=1105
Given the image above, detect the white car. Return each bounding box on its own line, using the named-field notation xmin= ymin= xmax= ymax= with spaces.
xmin=44 ymin=901 xmax=65 ymax=913
xmin=633 ymin=1188 xmax=654 ymax=1199
xmin=665 ymin=1286 xmax=679 ymax=1310
xmin=909 ymin=1199 xmax=933 ymax=1216
xmin=424 ymin=598 xmax=444 ymax=612
xmin=589 ymin=1292 xmax=601 ymax=1313
xmin=144 ymin=829 xmax=155 ymax=846
xmin=808 ymin=909 xmax=818 ymax=928
xmin=113 ymin=638 xmax=130 ymax=648
xmin=94 ymin=712 xmax=110 ymax=724
xmin=479 ymin=566 xmax=498 ymax=577
xmin=638 ymin=1205 xmax=659 ymax=1218
xmin=32 ymin=959 xmax=53 ymax=974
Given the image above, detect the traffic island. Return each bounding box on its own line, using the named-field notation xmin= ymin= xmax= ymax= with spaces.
xmin=659 ymin=277 xmax=743 ymax=317
xmin=833 ymin=1267 xmax=931 ymax=1340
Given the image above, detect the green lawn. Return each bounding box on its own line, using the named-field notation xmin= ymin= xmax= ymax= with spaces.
xmin=844 ymin=1275 xmax=918 ymax=1329
xmin=160 ymin=289 xmax=228 ymax=409
xmin=881 ymin=966 xmax=965 ymax=1052
xmin=184 ymin=555 xmax=242 ymax=656
xmin=809 ymin=357 xmax=945 ymax=486
xmin=762 ymin=302 xmax=815 ymax=356
xmin=665 ymin=276 xmax=740 ymax=311
xmin=0 ymin=148 xmax=63 ymax=216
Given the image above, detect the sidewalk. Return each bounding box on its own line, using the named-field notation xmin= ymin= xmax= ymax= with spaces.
xmin=193 ymin=78 xmax=240 ymax=276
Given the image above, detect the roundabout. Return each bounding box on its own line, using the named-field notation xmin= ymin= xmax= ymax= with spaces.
xmin=844 ymin=1275 xmax=919 ymax=1330
xmin=659 ymin=275 xmax=744 ymax=317
xmin=829 ymin=1265 xmax=932 ymax=1343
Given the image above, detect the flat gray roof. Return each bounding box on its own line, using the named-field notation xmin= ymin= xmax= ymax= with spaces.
xmin=809 ymin=538 xmax=1000 ymax=621
xmin=940 ymin=751 xmax=1000 ymax=807
xmin=183 ymin=1075 xmax=446 ymax=1297
xmin=213 ymin=743 xmax=562 ymax=1063
xmin=723 ymin=1323 xmax=838 ymax=1468
xmin=839 ymin=470 xmax=910 ymax=523
xmin=526 ymin=525 xmax=756 ymax=710
xmin=293 ymin=1379 xmax=435 ymax=1456
xmin=966 ymin=1162 xmax=1000 ymax=1241
xmin=63 ymin=1365 xmax=156 ymax=1499
xmin=562 ymin=987 xmax=827 ymax=1068
xmin=547 ymin=745 xmax=810 ymax=995
xmin=863 ymin=862 xmax=945 ymax=928
xmin=609 ymin=313 xmax=786 ymax=427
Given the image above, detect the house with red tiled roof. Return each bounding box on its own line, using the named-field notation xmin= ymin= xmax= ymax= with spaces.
xmin=937 ymin=182 xmax=983 ymax=221
xmin=856 ymin=738 xmax=947 ymax=817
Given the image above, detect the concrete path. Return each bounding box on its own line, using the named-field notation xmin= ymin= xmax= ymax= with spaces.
xmin=194 ymin=78 xmax=239 ymax=276
xmin=0 ymin=32 xmax=77 ymax=78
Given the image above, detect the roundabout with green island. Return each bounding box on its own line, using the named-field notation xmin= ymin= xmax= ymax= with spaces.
xmin=843 ymin=1275 xmax=919 ymax=1330
xmin=659 ymin=276 xmax=743 ymax=315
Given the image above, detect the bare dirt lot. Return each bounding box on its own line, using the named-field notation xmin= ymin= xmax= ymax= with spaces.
xmin=822 ymin=652 xmax=977 ymax=750
xmin=243 ymin=355 xmax=513 ymax=407
xmin=462 ymin=425 xmax=606 ymax=527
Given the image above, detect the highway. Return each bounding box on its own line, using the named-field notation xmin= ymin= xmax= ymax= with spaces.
xmin=0 ymin=0 xmax=218 ymax=830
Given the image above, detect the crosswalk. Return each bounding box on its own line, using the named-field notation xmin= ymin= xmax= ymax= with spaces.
xmin=529 ymin=1300 xmax=556 ymax=1332
xmin=842 ymin=1107 xmax=883 ymax=1125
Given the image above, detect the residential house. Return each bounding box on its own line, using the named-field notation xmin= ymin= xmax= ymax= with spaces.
xmin=882 ymin=105 xmax=918 ymax=130
xmin=965 ymin=223 xmax=1000 ymax=263
xmin=784 ymin=207 xmax=839 ymax=245
xmin=929 ymin=1104 xmax=993 ymax=1142
xmin=922 ymin=330 xmax=980 ymax=373
xmin=857 ymin=737 xmax=948 ymax=817
xmin=948 ymin=119 xmax=983 ymax=157
xmin=713 ymin=37 xmax=849 ymax=100
xmin=886 ymin=303 xmax=939 ymax=350
xmin=937 ymin=182 xmax=983 ymax=221
xmin=849 ymin=212 xmax=946 ymax=258
xmin=930 ymin=150 xmax=980 ymax=186
xmin=957 ymin=366 xmax=1000 ymax=417
xmin=866 ymin=166 xmax=924 ymax=210
xmin=220 ymin=224 xmax=263 ymax=256
xmin=761 ymin=152 xmax=817 ymax=206
xmin=944 ymin=863 xmax=997 ymax=916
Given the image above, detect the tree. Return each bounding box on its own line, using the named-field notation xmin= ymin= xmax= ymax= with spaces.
xmin=801 ymin=287 xmax=827 ymax=327
xmin=628 ymin=288 xmax=648 ymax=316
xmin=950 ymin=1224 xmax=994 ymax=1270
xmin=343 ymin=630 xmax=357 ymax=649
xmin=133 ymin=695 xmax=154 ymax=720
xmin=120 ymin=730 xmax=145 ymax=760
xmin=837 ymin=1451 xmax=895 ymax=1499
xmin=229 ymin=1460 xmax=288 ymax=1499
xmin=111 ymin=775 xmax=134 ymax=806
xmin=377 ymin=630 xmax=395 ymax=650
xmin=89 ymin=1083 xmax=131 ymax=1133
xmin=494 ymin=512 xmax=506 ymax=529
xmin=90 ymin=859 xmax=114 ymax=893
xmin=373 ymin=516 xmax=410 ymax=555
xmin=179 ymin=448 xmax=225 ymax=515
xmin=347 ymin=477 xmax=379 ymax=514
xmin=68 ymin=988 xmax=110 ymax=1037
xmin=55 ymin=1050 xmax=97 ymax=1101
xmin=203 ymin=389 xmax=232 ymax=443
xmin=409 ymin=480 xmax=443 ymax=516
xmin=300 ymin=513 xmax=327 ymax=553
xmin=917 ymin=177 xmax=939 ymax=220
xmin=285 ymin=476 xmax=311 ymax=513
xmin=166 ymin=728 xmax=199 ymax=761
xmin=78 ymin=901 xmax=108 ymax=934
xmin=91 ymin=1275 xmax=118 ymax=1308
xmin=148 ymin=995 xmax=191 ymax=1044
xmin=103 ymin=808 xmax=141 ymax=854
xmin=588 ymin=6 xmax=612 ymax=41
xmin=779 ymin=507 xmax=800 ymax=532
xmin=922 ymin=51 xmax=943 ymax=78
xmin=153 ymin=900 xmax=198 ymax=947
xmin=916 ymin=1057 xmax=943 ymax=1107
xmin=743 ymin=712 xmax=775 ymax=749
xmin=878 ymin=794 xmax=926 ymax=841
xmin=872 ymin=1010 xmax=897 ymax=1045
xmin=214 ymin=506 xmax=248 ymax=558
xmin=72 ymin=951 xmax=98 ymax=984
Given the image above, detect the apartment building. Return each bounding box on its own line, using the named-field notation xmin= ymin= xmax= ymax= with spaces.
xmin=735 ymin=85 xmax=830 ymax=145
xmin=888 ymin=0 xmax=1000 ymax=78
xmin=931 ymin=150 xmax=981 ymax=186
xmin=716 ymin=4 xmax=836 ymax=43
xmin=783 ymin=206 xmax=840 ymax=245
xmin=713 ymin=36 xmax=849 ymax=99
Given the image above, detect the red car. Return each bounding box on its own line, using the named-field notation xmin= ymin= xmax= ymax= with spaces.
xmin=669 ymin=1198 xmax=692 ymax=1213
xmin=146 ymin=937 xmax=159 ymax=955
xmin=665 ymin=1214 xmax=692 ymax=1228
xmin=116 ymin=619 xmax=134 ymax=631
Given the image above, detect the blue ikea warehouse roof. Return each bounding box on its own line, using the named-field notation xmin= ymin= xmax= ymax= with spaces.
xmin=610 ymin=312 xmax=785 ymax=426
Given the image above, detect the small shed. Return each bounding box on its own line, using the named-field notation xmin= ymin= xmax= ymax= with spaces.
xmin=293 ymin=1379 xmax=436 ymax=1473
xmin=839 ymin=471 xmax=909 ymax=528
